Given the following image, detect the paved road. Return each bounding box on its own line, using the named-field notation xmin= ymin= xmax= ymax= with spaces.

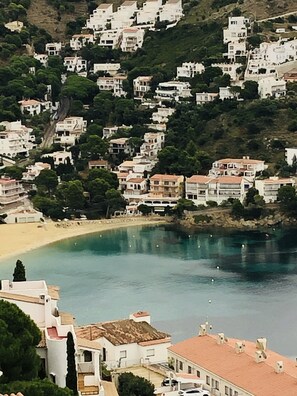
xmin=40 ymin=97 xmax=70 ymax=149
xmin=257 ymin=10 xmax=297 ymax=23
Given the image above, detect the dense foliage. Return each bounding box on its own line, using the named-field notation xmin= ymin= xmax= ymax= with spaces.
xmin=118 ymin=372 xmax=155 ymax=396
xmin=13 ymin=259 xmax=26 ymax=281
xmin=0 ymin=379 xmax=74 ymax=396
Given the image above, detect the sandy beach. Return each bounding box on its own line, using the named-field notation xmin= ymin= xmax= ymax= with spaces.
xmin=0 ymin=217 xmax=168 ymax=262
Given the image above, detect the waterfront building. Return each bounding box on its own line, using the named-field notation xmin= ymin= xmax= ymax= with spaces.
xmin=4 ymin=207 xmax=44 ymax=224
xmin=168 ymin=328 xmax=297 ymax=396
xmin=185 ymin=175 xmax=252 ymax=205
xmin=255 ymin=177 xmax=295 ymax=203
xmin=0 ymin=177 xmax=26 ymax=207
xmin=0 ymin=280 xmax=105 ymax=395
xmin=149 ymin=174 xmax=183 ymax=198
xmin=209 ymin=157 xmax=267 ymax=180
xmin=75 ymin=311 xmax=171 ymax=369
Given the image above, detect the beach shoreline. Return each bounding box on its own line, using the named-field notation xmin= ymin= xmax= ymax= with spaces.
xmin=0 ymin=216 xmax=169 ymax=262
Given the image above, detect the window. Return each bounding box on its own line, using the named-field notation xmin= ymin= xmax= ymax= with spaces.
xmin=234 ymin=392 xmax=238 ymax=396
xmin=179 ymin=361 xmax=183 ymax=370
xmin=120 ymin=350 xmax=127 ymax=358
xmin=83 ymin=350 xmax=92 ymax=362
xmin=187 ymin=366 xmax=192 ymax=374
xmin=196 ymin=370 xmax=200 ymax=377
xmin=147 ymin=349 xmax=155 ymax=357
xmin=206 ymin=376 xmax=210 ymax=385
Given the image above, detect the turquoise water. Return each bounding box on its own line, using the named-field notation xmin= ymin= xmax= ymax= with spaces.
xmin=1 ymin=224 xmax=297 ymax=356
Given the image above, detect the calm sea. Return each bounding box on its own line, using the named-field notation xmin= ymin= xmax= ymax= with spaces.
xmin=1 ymin=224 xmax=297 ymax=356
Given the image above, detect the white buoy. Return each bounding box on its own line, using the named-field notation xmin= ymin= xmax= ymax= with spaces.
xmin=216 ymin=266 xmax=220 ymax=269
xmin=198 ymin=245 xmax=201 ymax=248
xmin=129 ymin=245 xmax=132 ymax=248
xmin=208 ymin=299 xmax=212 ymax=304
xmin=211 ymin=279 xmax=214 ymax=282
xmin=156 ymin=244 xmax=159 ymax=248
xmin=210 ymin=234 xmax=213 ymax=238
xmin=241 ymin=244 xmax=245 ymax=248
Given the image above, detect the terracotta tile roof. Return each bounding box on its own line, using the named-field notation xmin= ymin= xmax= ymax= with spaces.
xmin=262 ymin=178 xmax=294 ymax=184
xmin=127 ymin=178 xmax=145 ymax=183
xmin=123 ymin=28 xmax=139 ymax=33
xmin=75 ymin=319 xmax=170 ymax=346
xmin=217 ymin=176 xmax=243 ymax=184
xmin=89 ymin=160 xmax=108 ymax=166
xmin=169 ymin=334 xmax=297 ymax=396
xmin=77 ymin=337 xmax=101 ymax=351
xmin=98 ymin=3 xmax=112 ymax=8
xmin=186 ymin=176 xmax=213 ymax=184
xmin=150 ymin=174 xmax=183 ymax=181
xmin=216 ymin=158 xmax=264 ymax=165
xmin=19 ymin=99 xmax=41 ymax=106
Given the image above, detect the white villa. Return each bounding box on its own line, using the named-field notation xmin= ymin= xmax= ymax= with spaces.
xmin=196 ymin=92 xmax=218 ymax=105
xmin=285 ymin=147 xmax=297 ymax=165
xmin=111 ymin=1 xmax=137 ymax=30
xmin=219 ymin=86 xmax=239 ymax=101
xmin=133 ymin=76 xmax=152 ymax=98
xmin=151 ymin=107 xmax=175 ymax=123
xmin=140 ymin=132 xmax=165 ymax=159
xmin=34 ymin=53 xmax=49 ymax=67
xmin=212 ymin=62 xmax=241 ymax=81
xmin=124 ymin=175 xmax=148 ymax=200
xmin=209 ymin=157 xmax=267 ymax=180
xmin=155 ymin=81 xmax=191 ymax=102
xmin=185 ymin=175 xmax=252 ymax=205
xmin=54 ymin=117 xmax=87 ymax=147
xmin=70 ymin=34 xmax=94 ymax=51
xmin=136 ymin=0 xmax=162 ymax=25
xmin=75 ymin=311 xmax=171 ymax=370
xmin=255 ymin=177 xmax=295 ymax=203
xmin=0 ymin=177 xmax=26 ymax=207
xmin=4 ymin=207 xmax=44 ymax=224
xmin=97 ymin=75 xmax=127 ymax=97
xmin=120 ymin=27 xmax=144 ymax=52
xmin=86 ymin=3 xmax=114 ymax=31
xmin=168 ymin=329 xmax=297 ymax=396
xmin=45 ymin=42 xmax=63 ymax=56
xmin=42 ymin=151 xmax=74 ymax=166
xmin=109 ymin=137 xmax=133 ymax=156
xmin=225 ymin=40 xmax=247 ymax=61
xmin=176 ymin=62 xmax=205 ymax=79
xmin=64 ymin=57 xmax=87 ymax=73
xmin=0 ymin=121 xmax=35 ymax=158
xmin=98 ymin=30 xmax=121 ymax=49
xmin=93 ymin=63 xmax=121 ymax=76
xmin=0 ymin=279 xmax=105 ymax=396
xmin=258 ymin=77 xmax=287 ymax=99
xmin=159 ymin=0 xmax=183 ymax=23
xmin=19 ymin=99 xmax=52 ymax=116
xmin=22 ymin=162 xmax=51 ymax=182
xmin=223 ymin=16 xmax=249 ymax=44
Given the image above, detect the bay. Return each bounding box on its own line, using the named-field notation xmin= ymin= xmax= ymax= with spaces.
xmin=1 ymin=224 xmax=297 ymax=356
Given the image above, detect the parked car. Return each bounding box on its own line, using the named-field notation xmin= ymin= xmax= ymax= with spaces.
xmin=161 ymin=378 xmax=178 ymax=387
xmin=178 ymin=388 xmax=210 ymax=396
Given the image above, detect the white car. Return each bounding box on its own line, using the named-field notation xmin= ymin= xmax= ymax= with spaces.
xmin=178 ymin=389 xmax=210 ymax=396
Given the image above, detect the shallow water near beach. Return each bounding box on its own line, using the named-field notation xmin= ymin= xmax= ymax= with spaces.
xmin=1 ymin=224 xmax=297 ymax=356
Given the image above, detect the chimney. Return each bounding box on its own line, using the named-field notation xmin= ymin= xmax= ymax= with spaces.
xmin=275 ymin=361 xmax=284 ymax=373
xmin=129 ymin=311 xmax=150 ymax=324
xmin=199 ymin=324 xmax=207 ymax=336
xmin=255 ymin=350 xmax=266 ymax=363
xmin=217 ymin=333 xmax=225 ymax=345
xmin=235 ymin=341 xmax=245 ymax=354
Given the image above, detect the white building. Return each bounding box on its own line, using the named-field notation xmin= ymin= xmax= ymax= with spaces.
xmin=70 ymin=34 xmax=95 ymax=51
xmin=118 ymin=156 xmax=155 ymax=176
xmin=64 ymin=57 xmax=87 ymax=73
xmin=75 ymin=311 xmax=171 ymax=369
xmin=4 ymin=20 xmax=23 ymax=32
xmin=86 ymin=3 xmax=114 ymax=31
xmin=124 ymin=175 xmax=148 ymax=200
xmin=185 ymin=175 xmax=252 ymax=205
xmin=176 ymin=62 xmax=205 ymax=79
xmin=110 ymin=1 xmax=137 ymax=30
xmin=140 ymin=132 xmax=165 ymax=159
xmin=98 ymin=30 xmax=121 ymax=49
xmin=121 ymin=28 xmax=144 ymax=52
xmin=4 ymin=207 xmax=44 ymax=224
xmin=212 ymin=62 xmax=241 ymax=81
xmin=223 ymin=16 xmax=249 ymax=44
xmin=34 ymin=53 xmax=49 ymax=67
xmin=0 ymin=177 xmax=26 ymax=207
xmin=258 ymin=77 xmax=286 ymax=99
xmin=54 ymin=117 xmax=87 ymax=147
xmin=196 ymin=92 xmax=218 ymax=105
xmin=255 ymin=177 xmax=295 ymax=203
xmin=42 ymin=151 xmax=73 ymax=166
xmin=97 ymin=74 xmax=127 ymax=97
xmin=93 ymin=63 xmax=121 ymax=76
xmin=285 ymin=147 xmax=297 ymax=165
xmin=159 ymin=0 xmax=183 ymax=23
xmin=0 ymin=280 xmax=104 ymax=395
xmin=136 ymin=0 xmax=162 ymax=25
xmin=245 ymin=59 xmax=278 ymax=81
xmin=249 ymin=39 xmax=297 ymax=67
xmin=22 ymin=162 xmax=51 ymax=182
xmin=88 ymin=160 xmax=109 ymax=170
xmin=45 ymin=42 xmax=62 ymax=56
xmin=168 ymin=330 xmax=297 ymax=396
xmin=219 ymin=86 xmax=239 ymax=101
xmin=0 ymin=121 xmax=34 ymax=158
xmin=19 ymin=99 xmax=52 ymax=116
xmin=151 ymin=107 xmax=175 ymax=123
xmin=225 ymin=40 xmax=247 ymax=61
xmin=133 ymin=76 xmax=152 ymax=98
xmin=209 ymin=157 xmax=267 ymax=180
xmin=109 ymin=137 xmax=133 ymax=156
xmin=155 ymin=81 xmax=191 ymax=102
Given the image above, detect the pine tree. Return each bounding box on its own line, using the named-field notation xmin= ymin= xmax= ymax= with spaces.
xmin=66 ymin=332 xmax=78 ymax=395
xmin=13 ymin=259 xmax=26 ymax=282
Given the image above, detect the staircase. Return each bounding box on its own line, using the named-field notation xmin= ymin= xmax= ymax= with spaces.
xmin=78 ymin=373 xmax=99 ymax=396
